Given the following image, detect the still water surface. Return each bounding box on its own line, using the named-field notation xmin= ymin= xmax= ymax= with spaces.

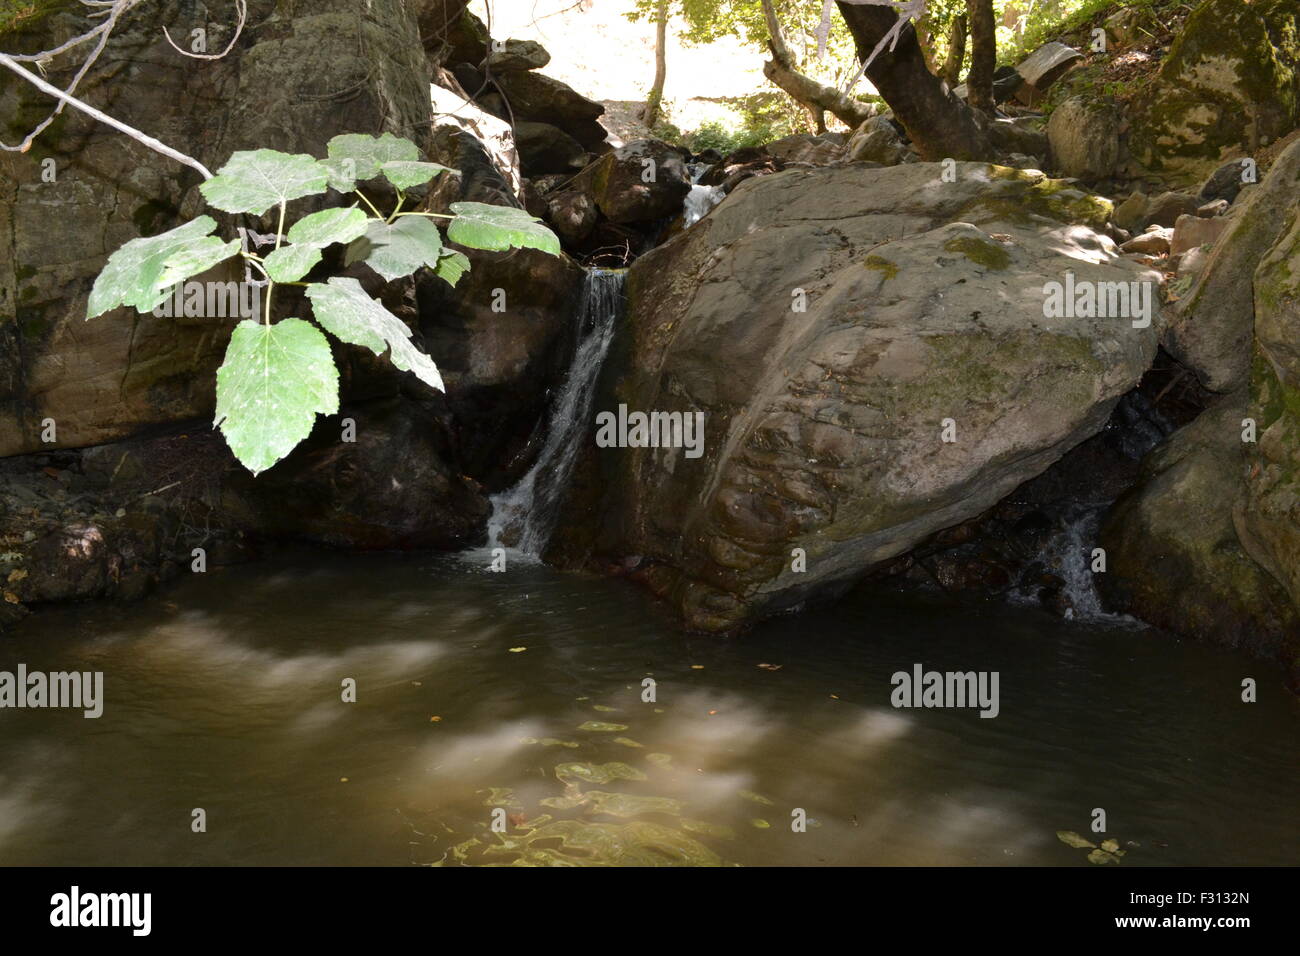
xmin=1 ymin=551 xmax=1295 ymax=866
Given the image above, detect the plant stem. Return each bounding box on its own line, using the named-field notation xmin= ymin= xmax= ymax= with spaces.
xmin=386 ymin=194 xmax=405 ymax=224
xmin=261 ymin=200 xmax=288 ymax=325
xmin=354 ymin=188 xmax=384 ymax=219
xmin=392 ymin=211 xmax=455 ymax=219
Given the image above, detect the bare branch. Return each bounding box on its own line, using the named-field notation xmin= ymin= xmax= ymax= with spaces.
xmin=162 ymin=0 xmax=247 ymax=61
xmin=0 ymin=52 xmax=213 ymax=178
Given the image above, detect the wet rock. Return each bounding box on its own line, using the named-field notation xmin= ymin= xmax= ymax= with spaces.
xmin=1100 ymin=396 xmax=1299 ymax=683
xmin=221 ymin=398 xmax=488 ymax=549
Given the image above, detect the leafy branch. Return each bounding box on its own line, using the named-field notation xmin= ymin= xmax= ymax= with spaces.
xmin=86 ymin=132 xmax=562 ymax=475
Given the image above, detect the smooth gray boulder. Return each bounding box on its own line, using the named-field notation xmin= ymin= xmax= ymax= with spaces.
xmin=552 ymin=163 xmax=1161 ymax=631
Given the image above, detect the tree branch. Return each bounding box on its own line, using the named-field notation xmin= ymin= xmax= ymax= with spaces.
xmin=0 ymin=52 xmax=213 ymax=178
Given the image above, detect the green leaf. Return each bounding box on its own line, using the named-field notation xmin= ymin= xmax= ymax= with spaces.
xmin=433 ymin=250 xmax=471 ymax=288
xmin=447 ymin=201 xmax=561 ymax=255
xmin=345 ymin=217 xmax=443 ymax=282
xmin=199 ymin=150 xmax=329 ymax=215
xmin=263 ymin=244 xmax=323 ymax=283
xmin=381 ymin=160 xmax=453 ymax=191
xmin=305 ymin=277 xmax=444 ymax=392
xmin=88 ymin=217 xmax=239 ymax=318
xmin=214 ymin=318 xmax=340 ymax=475
xmin=286 ymin=207 xmax=370 ymax=248
xmin=326 ymin=133 xmax=419 ymax=182
xmin=322 ymin=157 xmax=359 ymax=194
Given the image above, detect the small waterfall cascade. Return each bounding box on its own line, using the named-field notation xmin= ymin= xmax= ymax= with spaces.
xmin=487 ymin=268 xmax=626 ymax=555
xmin=683 ymin=162 xmax=724 ymax=227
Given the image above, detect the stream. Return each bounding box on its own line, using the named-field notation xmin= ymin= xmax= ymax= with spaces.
xmin=0 ymin=550 xmax=1294 ymax=866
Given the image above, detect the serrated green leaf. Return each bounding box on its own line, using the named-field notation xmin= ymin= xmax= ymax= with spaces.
xmin=305 ymin=277 xmax=444 ymax=392
xmin=447 ymin=201 xmax=561 ymax=255
xmin=345 ymin=216 xmax=443 ymax=282
xmin=263 ymin=244 xmax=323 ymax=283
xmin=433 ymin=250 xmax=471 ymax=288
xmin=286 ymin=207 xmax=370 ymax=248
xmin=326 ymin=133 xmax=419 ymax=182
xmin=88 ymin=217 xmax=239 ymax=318
xmin=199 ymin=150 xmax=329 ymax=215
xmin=214 ymin=318 xmax=339 ymax=475
xmin=381 ymin=160 xmax=452 ymax=191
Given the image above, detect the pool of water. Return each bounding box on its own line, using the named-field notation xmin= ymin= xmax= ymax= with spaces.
xmin=0 ymin=550 xmax=1295 ymax=866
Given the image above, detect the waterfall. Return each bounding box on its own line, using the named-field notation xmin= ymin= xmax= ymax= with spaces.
xmin=683 ymin=162 xmax=724 ymax=227
xmin=487 ymin=268 xmax=625 ymax=555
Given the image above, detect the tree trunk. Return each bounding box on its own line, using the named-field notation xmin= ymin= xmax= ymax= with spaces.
xmin=942 ymin=14 xmax=967 ymax=89
xmin=834 ymin=1 xmax=993 ymax=160
xmin=761 ymin=0 xmax=874 ymax=130
xmin=965 ymin=0 xmax=996 ymax=114
xmin=641 ymin=0 xmax=668 ymax=127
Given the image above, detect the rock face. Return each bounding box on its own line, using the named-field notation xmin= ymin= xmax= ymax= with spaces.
xmin=1129 ymin=0 xmax=1300 ymax=185
xmin=1241 ymin=189 xmax=1300 ymax=631
xmin=1100 ymin=135 xmax=1300 ymax=686
xmin=1099 ymin=396 xmax=1299 ymax=673
xmin=551 ymin=163 xmax=1160 ymax=631
xmin=1166 ymin=139 xmax=1300 ymax=391
xmin=1048 ymin=96 xmax=1121 ymax=180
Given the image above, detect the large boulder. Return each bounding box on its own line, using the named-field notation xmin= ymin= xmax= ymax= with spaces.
xmin=1047 ymin=96 xmax=1121 ymax=180
xmin=1128 ymin=0 xmax=1300 ymax=185
xmin=550 ymin=163 xmax=1161 ymax=631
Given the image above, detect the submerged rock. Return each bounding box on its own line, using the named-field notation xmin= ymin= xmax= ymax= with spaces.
xmin=551 ymin=162 xmax=1160 ymax=631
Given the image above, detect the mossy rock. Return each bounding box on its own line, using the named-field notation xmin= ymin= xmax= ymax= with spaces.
xmin=1129 ymin=0 xmax=1300 ymax=185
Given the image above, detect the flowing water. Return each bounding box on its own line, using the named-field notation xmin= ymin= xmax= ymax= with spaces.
xmin=488 ymin=269 xmax=624 ymax=554
xmin=0 ymin=550 xmax=1295 ymax=866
